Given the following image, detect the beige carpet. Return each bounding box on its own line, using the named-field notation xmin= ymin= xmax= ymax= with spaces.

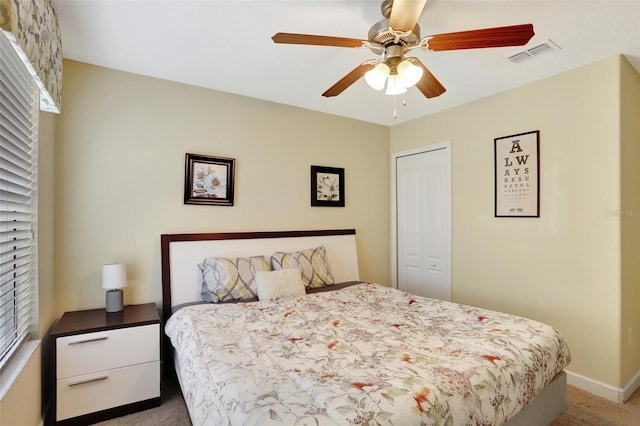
xmin=93 ymin=376 xmax=190 ymax=426
xmin=549 ymin=385 xmax=640 ymax=426
xmin=94 ymin=378 xmax=640 ymax=426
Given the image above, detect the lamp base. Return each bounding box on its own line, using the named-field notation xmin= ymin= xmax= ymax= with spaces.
xmin=105 ymin=289 xmax=123 ymax=313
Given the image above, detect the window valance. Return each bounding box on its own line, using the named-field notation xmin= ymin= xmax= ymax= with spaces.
xmin=0 ymin=0 xmax=62 ymax=113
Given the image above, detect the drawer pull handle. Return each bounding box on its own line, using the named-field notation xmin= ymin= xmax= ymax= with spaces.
xmin=68 ymin=375 xmax=108 ymax=387
xmin=68 ymin=336 xmax=108 ymax=345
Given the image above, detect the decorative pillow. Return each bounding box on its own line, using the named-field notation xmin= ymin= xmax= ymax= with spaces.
xmin=255 ymin=268 xmax=306 ymax=301
xmin=199 ymin=256 xmax=270 ymax=302
xmin=270 ymin=245 xmax=335 ymax=288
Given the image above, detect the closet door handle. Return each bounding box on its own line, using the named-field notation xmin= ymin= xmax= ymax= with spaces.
xmin=68 ymin=336 xmax=108 ymax=345
xmin=68 ymin=375 xmax=109 ymax=387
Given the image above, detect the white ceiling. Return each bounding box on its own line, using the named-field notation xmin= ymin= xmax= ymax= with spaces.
xmin=52 ymin=0 xmax=640 ymax=127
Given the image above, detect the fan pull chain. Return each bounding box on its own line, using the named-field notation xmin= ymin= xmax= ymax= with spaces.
xmin=392 ymin=94 xmax=409 ymax=119
xmin=393 ymin=95 xmax=398 ymax=119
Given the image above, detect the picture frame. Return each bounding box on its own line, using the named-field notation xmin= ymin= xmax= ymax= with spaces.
xmin=311 ymin=165 xmax=345 ymax=207
xmin=494 ymin=130 xmax=540 ymax=217
xmin=184 ymin=153 xmax=235 ymax=206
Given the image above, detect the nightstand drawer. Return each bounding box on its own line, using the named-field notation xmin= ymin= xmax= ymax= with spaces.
xmin=57 ymin=323 xmax=159 ymax=379
xmin=56 ymin=360 xmax=160 ymax=421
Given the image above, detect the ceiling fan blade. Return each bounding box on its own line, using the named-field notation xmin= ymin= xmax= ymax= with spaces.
xmin=272 ymin=33 xmax=368 ymax=48
xmin=322 ymin=62 xmax=376 ymax=97
xmin=411 ymin=58 xmax=446 ymax=98
xmin=425 ymin=24 xmax=534 ymax=51
xmin=389 ymin=0 xmax=428 ymax=32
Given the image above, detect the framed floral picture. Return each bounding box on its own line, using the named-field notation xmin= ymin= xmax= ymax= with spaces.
xmin=184 ymin=153 xmax=235 ymax=206
xmin=311 ymin=165 xmax=345 ymax=207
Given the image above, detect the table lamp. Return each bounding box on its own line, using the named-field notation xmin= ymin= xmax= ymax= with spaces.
xmin=102 ymin=263 xmax=127 ymax=312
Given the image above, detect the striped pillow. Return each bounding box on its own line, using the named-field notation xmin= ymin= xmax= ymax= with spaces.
xmin=199 ymin=256 xmax=270 ymax=302
xmin=270 ymin=245 xmax=335 ymax=288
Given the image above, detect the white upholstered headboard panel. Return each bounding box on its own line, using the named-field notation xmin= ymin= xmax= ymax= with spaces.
xmin=160 ymin=229 xmax=359 ymax=318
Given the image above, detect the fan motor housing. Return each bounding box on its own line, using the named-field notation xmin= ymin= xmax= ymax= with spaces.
xmin=368 ymin=18 xmax=421 ymax=52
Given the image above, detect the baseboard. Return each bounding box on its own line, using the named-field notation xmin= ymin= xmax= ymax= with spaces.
xmin=623 ymin=370 xmax=640 ymax=402
xmin=566 ymin=371 xmax=621 ymax=402
xmin=566 ymin=370 xmax=640 ymax=403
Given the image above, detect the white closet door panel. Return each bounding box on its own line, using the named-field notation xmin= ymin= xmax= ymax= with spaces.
xmin=396 ymin=146 xmax=451 ymax=301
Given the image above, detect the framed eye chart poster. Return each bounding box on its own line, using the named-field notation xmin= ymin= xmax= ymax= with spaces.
xmin=494 ymin=130 xmax=539 ymax=217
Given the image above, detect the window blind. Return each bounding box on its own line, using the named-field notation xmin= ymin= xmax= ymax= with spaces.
xmin=0 ymin=31 xmax=39 ymax=368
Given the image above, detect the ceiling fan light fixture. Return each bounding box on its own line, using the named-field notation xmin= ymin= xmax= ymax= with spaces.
xmin=364 ymin=62 xmax=390 ymax=90
xmin=385 ymin=74 xmax=407 ymax=95
xmin=397 ymin=58 xmax=423 ymax=88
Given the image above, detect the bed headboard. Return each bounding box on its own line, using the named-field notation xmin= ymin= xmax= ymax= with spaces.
xmin=160 ymin=229 xmax=359 ymax=323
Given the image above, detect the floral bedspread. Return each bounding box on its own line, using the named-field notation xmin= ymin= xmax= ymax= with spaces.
xmin=165 ymin=283 xmax=570 ymax=426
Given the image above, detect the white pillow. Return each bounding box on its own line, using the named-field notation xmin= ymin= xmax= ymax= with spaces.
xmin=256 ymin=268 xmax=306 ymax=301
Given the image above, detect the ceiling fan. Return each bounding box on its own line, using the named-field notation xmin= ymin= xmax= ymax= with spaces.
xmin=272 ymin=0 xmax=534 ymax=100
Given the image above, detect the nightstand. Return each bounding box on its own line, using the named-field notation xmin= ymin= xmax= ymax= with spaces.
xmin=50 ymin=303 xmax=161 ymax=425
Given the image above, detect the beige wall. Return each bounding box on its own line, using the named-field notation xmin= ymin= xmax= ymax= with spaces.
xmin=391 ymin=55 xmax=631 ymax=388
xmin=620 ymin=56 xmax=640 ymax=385
xmin=0 ymin=349 xmax=42 ymax=426
xmin=54 ymin=60 xmax=390 ymax=315
xmin=0 ymin=111 xmax=57 ymax=425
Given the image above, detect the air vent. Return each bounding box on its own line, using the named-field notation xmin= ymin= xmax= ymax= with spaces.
xmin=508 ymin=39 xmax=561 ymax=64
xmin=528 ymin=43 xmax=554 ymax=56
xmin=508 ymin=51 xmax=533 ymax=64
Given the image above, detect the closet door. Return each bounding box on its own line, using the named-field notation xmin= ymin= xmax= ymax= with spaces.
xmin=396 ymin=145 xmax=451 ymax=300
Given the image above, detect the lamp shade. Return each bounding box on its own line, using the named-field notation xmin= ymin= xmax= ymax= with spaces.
xmin=385 ymin=74 xmax=407 ymax=95
xmin=102 ymin=264 xmax=127 ymax=290
xmin=364 ymin=63 xmax=390 ymax=91
xmin=397 ymin=59 xmax=424 ymax=88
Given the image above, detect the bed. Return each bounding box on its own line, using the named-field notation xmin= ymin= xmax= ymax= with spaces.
xmin=161 ymin=229 xmax=571 ymax=425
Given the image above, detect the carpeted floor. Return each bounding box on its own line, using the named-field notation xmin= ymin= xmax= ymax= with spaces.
xmin=549 ymin=385 xmax=640 ymax=425
xmin=93 ymin=376 xmax=190 ymax=426
xmin=93 ymin=377 xmax=640 ymax=426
